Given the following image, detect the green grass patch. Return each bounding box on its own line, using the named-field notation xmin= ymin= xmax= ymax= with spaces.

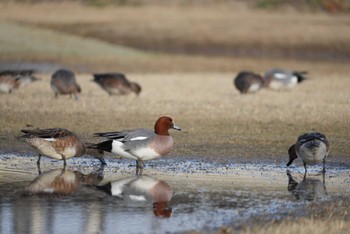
xmin=0 ymin=21 xmax=149 ymax=60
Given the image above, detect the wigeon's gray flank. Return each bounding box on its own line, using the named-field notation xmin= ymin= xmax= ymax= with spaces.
xmin=264 ymin=68 xmax=307 ymax=89
xmin=92 ymin=73 xmax=141 ymax=96
xmin=88 ymin=116 xmax=181 ymax=172
xmin=0 ymin=70 xmax=39 ymax=93
xmin=19 ymin=128 xmax=86 ymax=166
xmin=287 ymin=132 xmax=330 ymax=173
xmin=234 ymin=71 xmax=265 ymax=94
xmin=51 ymin=69 xmax=81 ymax=99
xmin=98 ymin=175 xmax=173 ymax=218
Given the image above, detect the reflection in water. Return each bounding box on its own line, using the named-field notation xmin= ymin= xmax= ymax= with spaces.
xmin=1 ymin=166 xmax=105 ymax=234
xmin=287 ymin=170 xmax=327 ymax=201
xmin=24 ymin=166 xmax=104 ymax=196
xmin=99 ymin=175 xmax=173 ymax=218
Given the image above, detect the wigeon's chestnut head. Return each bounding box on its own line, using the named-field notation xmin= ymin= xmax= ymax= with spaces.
xmin=233 ymin=71 xmax=265 ymax=94
xmin=88 ymin=116 xmax=181 ymax=174
xmin=287 ymin=132 xmax=330 ymax=174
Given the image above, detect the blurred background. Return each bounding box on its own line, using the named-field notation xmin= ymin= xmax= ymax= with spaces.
xmin=0 ymin=0 xmax=349 ymax=73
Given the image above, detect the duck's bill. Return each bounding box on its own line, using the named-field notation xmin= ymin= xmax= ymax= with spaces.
xmin=172 ymin=124 xmax=181 ymax=131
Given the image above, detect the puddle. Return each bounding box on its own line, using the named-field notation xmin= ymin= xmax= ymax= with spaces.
xmin=0 ymin=154 xmax=349 ymax=233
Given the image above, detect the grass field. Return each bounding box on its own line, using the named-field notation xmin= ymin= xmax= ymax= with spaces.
xmin=1 ymin=72 xmax=349 ymax=160
xmin=0 ymin=2 xmax=350 ymax=233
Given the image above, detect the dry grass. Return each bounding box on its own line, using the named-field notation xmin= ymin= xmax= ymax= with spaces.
xmin=0 ymin=3 xmax=349 ymax=72
xmin=238 ymin=218 xmax=350 ymax=234
xmin=0 ymin=72 xmax=349 ymax=159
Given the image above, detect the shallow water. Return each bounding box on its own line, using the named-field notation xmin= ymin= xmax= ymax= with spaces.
xmin=0 ymin=154 xmax=349 ymax=233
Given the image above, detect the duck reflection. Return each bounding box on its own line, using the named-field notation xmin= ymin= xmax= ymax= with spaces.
xmin=287 ymin=170 xmax=327 ymax=201
xmin=24 ymin=166 xmax=104 ymax=196
xmin=99 ymin=175 xmax=173 ymax=218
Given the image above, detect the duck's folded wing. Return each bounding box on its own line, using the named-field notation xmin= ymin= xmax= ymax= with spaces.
xmin=20 ymin=128 xmax=71 ymax=139
xmin=94 ymin=128 xmax=154 ymax=142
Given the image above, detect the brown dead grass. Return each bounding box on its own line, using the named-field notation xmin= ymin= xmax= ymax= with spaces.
xmin=0 ymin=3 xmax=349 ymax=72
xmin=0 ymin=72 xmax=349 ymax=159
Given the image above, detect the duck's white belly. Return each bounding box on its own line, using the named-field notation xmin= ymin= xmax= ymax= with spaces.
xmin=298 ymin=143 xmax=327 ymax=164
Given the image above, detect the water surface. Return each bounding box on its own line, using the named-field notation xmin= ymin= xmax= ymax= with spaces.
xmin=0 ymin=154 xmax=349 ymax=233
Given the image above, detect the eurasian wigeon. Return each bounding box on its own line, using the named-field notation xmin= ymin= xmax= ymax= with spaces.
xmin=51 ymin=69 xmax=81 ymax=99
xmin=287 ymin=132 xmax=330 ymax=174
xmin=92 ymin=73 xmax=141 ymax=96
xmin=24 ymin=167 xmax=104 ymax=196
xmin=88 ymin=116 xmax=181 ymax=173
xmin=233 ymin=71 xmax=265 ymax=94
xmin=287 ymin=170 xmax=327 ymax=201
xmin=0 ymin=70 xmax=39 ymax=93
xmin=98 ymin=175 xmax=173 ymax=218
xmin=264 ymin=68 xmax=307 ymax=89
xmin=19 ymin=128 xmax=86 ymax=166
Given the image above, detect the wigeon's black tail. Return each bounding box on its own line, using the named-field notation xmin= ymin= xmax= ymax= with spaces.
xmin=293 ymin=71 xmax=308 ymax=83
xmin=86 ymin=140 xmax=113 ymax=153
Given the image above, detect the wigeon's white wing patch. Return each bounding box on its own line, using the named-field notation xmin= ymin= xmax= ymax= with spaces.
xmin=274 ymin=73 xmax=288 ymax=79
xmin=43 ymin=138 xmax=57 ymax=142
xmin=129 ymin=136 xmax=148 ymax=141
xmin=129 ymin=195 xmax=146 ymax=201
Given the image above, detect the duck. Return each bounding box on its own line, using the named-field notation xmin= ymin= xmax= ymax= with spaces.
xmin=51 ymin=69 xmax=81 ymax=99
xmin=287 ymin=132 xmax=330 ymax=174
xmin=88 ymin=116 xmax=181 ymax=174
xmin=92 ymin=73 xmax=141 ymax=96
xmin=0 ymin=69 xmax=39 ymax=93
xmin=98 ymin=175 xmax=173 ymax=218
xmin=264 ymin=68 xmax=307 ymax=89
xmin=19 ymin=128 xmax=86 ymax=166
xmin=233 ymin=71 xmax=265 ymax=94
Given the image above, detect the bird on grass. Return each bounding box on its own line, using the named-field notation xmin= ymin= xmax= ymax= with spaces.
xmin=0 ymin=69 xmax=40 ymax=94
xmin=92 ymin=73 xmax=141 ymax=96
xmin=264 ymin=68 xmax=308 ymax=90
xmin=233 ymin=71 xmax=265 ymax=94
xmin=51 ymin=69 xmax=81 ymax=99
